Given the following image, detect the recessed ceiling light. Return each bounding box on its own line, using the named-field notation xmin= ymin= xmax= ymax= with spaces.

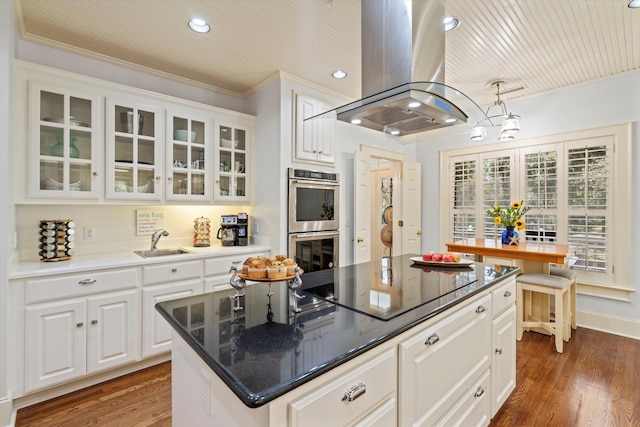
xmin=389 ymin=129 xmax=401 ymax=135
xmin=188 ymin=18 xmax=210 ymax=33
xmin=444 ymin=16 xmax=460 ymax=31
xmin=331 ymin=70 xmax=348 ymax=79
xmin=629 ymin=0 xmax=640 ymax=8
xmin=445 ymin=118 xmax=457 ymax=123
xmin=351 ymin=118 xmax=362 ymax=124
xmin=408 ymin=101 xmax=421 ymax=108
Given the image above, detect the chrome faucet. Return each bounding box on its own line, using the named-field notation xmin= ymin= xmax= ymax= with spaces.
xmin=150 ymin=229 xmax=169 ymax=250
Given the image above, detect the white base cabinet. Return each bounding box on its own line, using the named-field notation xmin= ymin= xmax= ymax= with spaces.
xmin=142 ymin=281 xmax=203 ymax=358
xmin=141 ymin=260 xmax=204 ymax=358
xmin=491 ymin=280 xmax=517 ymax=417
xmin=288 ymin=347 xmax=397 ymax=427
xmin=9 ymin=247 xmax=270 ymax=407
xmin=398 ymin=294 xmax=492 ymax=427
xmin=25 ymin=288 xmax=138 ymax=392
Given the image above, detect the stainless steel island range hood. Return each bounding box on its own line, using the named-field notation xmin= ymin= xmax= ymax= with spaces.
xmin=311 ymin=0 xmax=487 ymax=137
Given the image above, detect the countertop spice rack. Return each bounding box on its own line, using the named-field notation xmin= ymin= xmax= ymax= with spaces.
xmin=193 ymin=216 xmax=211 ymax=247
xmin=39 ymin=219 xmax=76 ymax=262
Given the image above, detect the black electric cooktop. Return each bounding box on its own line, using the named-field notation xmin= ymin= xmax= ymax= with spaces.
xmin=301 ymin=254 xmax=515 ymax=321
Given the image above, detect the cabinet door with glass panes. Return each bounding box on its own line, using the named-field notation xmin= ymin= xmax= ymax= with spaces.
xmin=29 ymin=82 xmax=100 ymax=199
xmin=105 ymin=98 xmax=163 ymax=200
xmin=214 ymin=123 xmax=250 ymax=203
xmin=166 ymin=108 xmax=211 ymax=201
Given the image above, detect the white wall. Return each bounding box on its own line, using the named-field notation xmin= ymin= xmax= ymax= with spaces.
xmin=0 ymin=1 xmax=15 ymax=424
xmin=16 ymin=39 xmax=244 ymax=113
xmin=15 ymin=205 xmax=255 ymax=260
xmin=415 ymin=70 xmax=640 ymax=328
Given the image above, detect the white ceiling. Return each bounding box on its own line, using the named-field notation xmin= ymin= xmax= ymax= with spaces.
xmin=12 ymin=0 xmax=640 ymax=108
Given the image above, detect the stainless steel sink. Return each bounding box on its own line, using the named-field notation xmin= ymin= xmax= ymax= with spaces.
xmin=134 ymin=248 xmax=193 ymax=258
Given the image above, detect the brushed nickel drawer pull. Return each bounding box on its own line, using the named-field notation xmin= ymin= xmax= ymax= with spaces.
xmin=171 ymin=268 xmax=177 ymax=273
xmin=342 ymin=382 xmax=366 ymax=402
xmin=504 ymin=290 xmax=512 ymax=297
xmin=495 ymin=348 xmax=503 ymax=355
xmin=425 ymin=333 xmax=440 ymax=346
xmin=91 ymin=320 xmax=98 ymax=325
xmin=475 ymin=305 xmax=487 ymax=314
xmin=474 ymin=386 xmax=485 ymax=398
xmin=76 ymin=322 xmax=84 ymax=328
xmin=78 ymin=278 xmax=97 ymax=285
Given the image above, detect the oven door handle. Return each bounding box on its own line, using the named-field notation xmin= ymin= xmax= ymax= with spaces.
xmin=290 ymin=231 xmax=340 ymax=239
xmin=290 ymin=180 xmax=340 ymax=187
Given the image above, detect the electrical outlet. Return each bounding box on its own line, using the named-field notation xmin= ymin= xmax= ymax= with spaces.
xmin=84 ymin=226 xmax=95 ymax=240
xmin=199 ymin=369 xmax=212 ymax=416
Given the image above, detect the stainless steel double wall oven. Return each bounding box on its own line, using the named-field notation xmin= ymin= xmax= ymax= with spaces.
xmin=287 ymin=168 xmax=339 ymax=274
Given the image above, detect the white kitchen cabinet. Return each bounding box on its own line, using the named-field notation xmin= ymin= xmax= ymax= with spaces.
xmin=294 ymin=92 xmax=335 ymax=164
xmin=398 ymin=294 xmax=492 ymax=427
xmin=491 ymin=279 xmax=517 ymax=417
xmin=433 ymin=369 xmax=491 ymax=427
xmin=142 ymin=282 xmax=203 ymax=358
xmin=25 ymin=289 xmax=138 ymax=392
xmin=28 ymin=81 xmax=101 ymax=200
xmin=166 ymin=106 xmax=212 ymax=201
xmin=213 ymin=121 xmax=251 ymax=203
xmin=17 ymin=62 xmax=256 ymax=205
xmin=105 ymin=97 xmax=163 ymax=200
xmin=141 ymin=260 xmax=204 ymax=357
xmin=288 ymin=347 xmax=397 ymax=427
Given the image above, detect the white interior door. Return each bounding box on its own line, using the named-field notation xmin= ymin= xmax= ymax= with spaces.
xmin=354 ymin=149 xmax=371 ymax=264
xmin=400 ymin=161 xmax=422 ymax=255
xmin=354 ymin=146 xmax=420 ymax=263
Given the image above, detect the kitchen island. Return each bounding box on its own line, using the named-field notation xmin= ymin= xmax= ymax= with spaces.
xmin=156 ymin=254 xmax=519 ymax=426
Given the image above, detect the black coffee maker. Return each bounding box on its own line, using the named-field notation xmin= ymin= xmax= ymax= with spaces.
xmin=217 ymin=215 xmax=237 ymax=247
xmin=237 ymin=212 xmax=248 ymax=246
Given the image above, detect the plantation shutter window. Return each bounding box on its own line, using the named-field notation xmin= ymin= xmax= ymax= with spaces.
xmin=451 ymin=158 xmax=477 ymax=240
xmin=566 ymin=143 xmax=612 ymax=274
xmin=442 ymin=123 xmax=629 ymax=294
xmin=482 ymin=155 xmax=512 ymax=239
xmin=523 ymin=148 xmax=559 ymax=243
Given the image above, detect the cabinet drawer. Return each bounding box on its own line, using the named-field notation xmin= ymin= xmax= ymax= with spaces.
xmin=398 ymin=294 xmax=492 ymax=427
xmin=492 ymin=279 xmax=516 ymax=318
xmin=288 ymin=347 xmax=397 ymax=427
xmin=203 ymin=251 xmax=269 ymax=277
xmin=434 ymin=369 xmax=491 ymax=427
xmin=143 ymin=260 xmax=202 ymax=285
xmin=26 ymin=268 xmax=138 ymax=304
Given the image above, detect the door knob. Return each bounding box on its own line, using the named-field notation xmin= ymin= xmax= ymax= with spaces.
xmin=357 ymin=237 xmax=364 ymax=243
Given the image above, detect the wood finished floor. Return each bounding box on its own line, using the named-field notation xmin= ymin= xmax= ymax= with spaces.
xmin=15 ymin=327 xmax=640 ymax=426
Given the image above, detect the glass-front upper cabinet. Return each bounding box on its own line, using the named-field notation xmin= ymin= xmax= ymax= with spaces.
xmin=214 ymin=123 xmax=250 ymax=203
xmin=105 ymin=98 xmax=162 ymax=200
xmin=166 ymin=107 xmax=211 ymax=201
xmin=29 ymin=82 xmax=100 ymax=199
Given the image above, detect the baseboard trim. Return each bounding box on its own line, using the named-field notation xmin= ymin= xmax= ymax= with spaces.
xmin=0 ymin=390 xmax=14 ymax=427
xmin=577 ymin=309 xmax=640 ymax=340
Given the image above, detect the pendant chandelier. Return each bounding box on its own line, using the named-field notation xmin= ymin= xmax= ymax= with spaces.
xmin=470 ymin=80 xmax=522 ymax=141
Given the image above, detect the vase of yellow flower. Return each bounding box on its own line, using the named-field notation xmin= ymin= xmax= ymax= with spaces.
xmin=487 ymin=201 xmax=530 ymax=245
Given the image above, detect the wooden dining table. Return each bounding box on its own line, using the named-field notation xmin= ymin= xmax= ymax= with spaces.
xmin=446 ymin=238 xmax=569 ymax=274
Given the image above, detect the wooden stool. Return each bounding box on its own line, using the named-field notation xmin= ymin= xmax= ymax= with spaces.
xmin=516 ymin=273 xmax=571 ymax=353
xmin=549 ymin=265 xmax=578 ymax=336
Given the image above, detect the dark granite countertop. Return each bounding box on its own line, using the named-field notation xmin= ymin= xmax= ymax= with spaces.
xmin=155 ymin=254 xmax=519 ymax=408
